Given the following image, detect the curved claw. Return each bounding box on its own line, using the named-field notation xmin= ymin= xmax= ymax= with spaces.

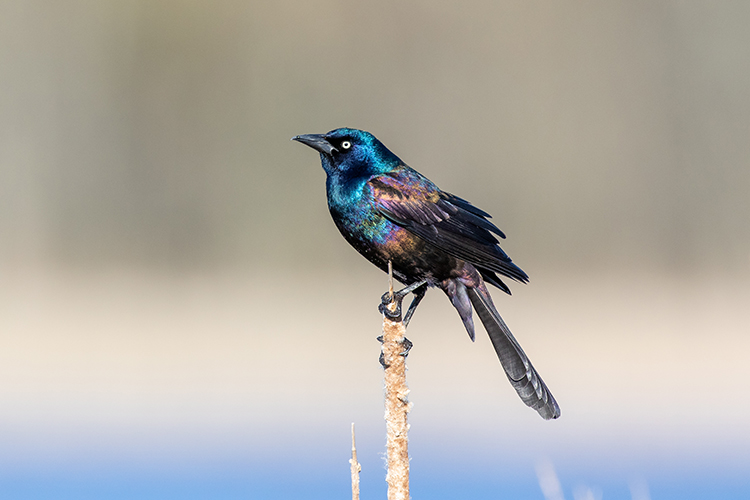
xmin=400 ymin=337 xmax=413 ymax=357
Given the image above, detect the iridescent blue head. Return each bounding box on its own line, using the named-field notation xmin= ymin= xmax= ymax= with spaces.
xmin=292 ymin=128 xmax=402 ymax=178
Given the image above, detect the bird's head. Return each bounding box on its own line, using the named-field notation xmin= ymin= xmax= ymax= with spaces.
xmin=292 ymin=128 xmax=402 ymax=177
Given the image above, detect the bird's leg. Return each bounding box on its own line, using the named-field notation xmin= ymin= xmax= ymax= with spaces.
xmin=402 ymin=283 xmax=427 ymax=328
xmin=398 ymin=279 xmax=429 ymax=297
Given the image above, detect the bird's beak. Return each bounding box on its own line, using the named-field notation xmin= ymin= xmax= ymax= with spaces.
xmin=291 ymin=134 xmax=338 ymax=156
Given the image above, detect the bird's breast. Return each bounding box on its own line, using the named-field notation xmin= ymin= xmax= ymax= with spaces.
xmin=326 ymin=178 xmax=423 ymax=273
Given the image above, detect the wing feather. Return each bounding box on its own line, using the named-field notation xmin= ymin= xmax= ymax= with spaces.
xmin=368 ymin=168 xmax=528 ymax=285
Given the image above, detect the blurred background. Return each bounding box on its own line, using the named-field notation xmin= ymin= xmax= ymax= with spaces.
xmin=1 ymin=1 xmax=749 ymax=499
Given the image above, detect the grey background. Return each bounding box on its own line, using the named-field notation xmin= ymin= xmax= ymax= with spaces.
xmin=2 ymin=0 xmax=748 ymax=275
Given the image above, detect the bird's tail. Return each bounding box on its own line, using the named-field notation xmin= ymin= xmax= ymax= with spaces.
xmin=467 ymin=285 xmax=561 ymax=420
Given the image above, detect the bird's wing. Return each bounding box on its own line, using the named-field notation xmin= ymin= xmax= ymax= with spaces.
xmin=367 ymin=167 xmax=528 ymax=284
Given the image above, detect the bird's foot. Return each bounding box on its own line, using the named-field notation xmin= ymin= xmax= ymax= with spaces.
xmin=378 ymin=280 xmax=428 ymax=321
xmin=377 ymin=335 xmax=413 ymax=368
xmin=378 ymin=291 xmax=403 ymax=320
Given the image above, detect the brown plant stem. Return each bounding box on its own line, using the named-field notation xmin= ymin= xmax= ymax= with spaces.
xmin=350 ymin=423 xmax=361 ymax=500
xmin=382 ymin=260 xmax=411 ymax=500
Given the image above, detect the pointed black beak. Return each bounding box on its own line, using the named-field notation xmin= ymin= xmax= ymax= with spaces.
xmin=292 ymin=134 xmax=338 ymax=156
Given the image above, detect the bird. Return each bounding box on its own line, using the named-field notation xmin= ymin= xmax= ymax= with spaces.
xmin=293 ymin=128 xmax=560 ymax=420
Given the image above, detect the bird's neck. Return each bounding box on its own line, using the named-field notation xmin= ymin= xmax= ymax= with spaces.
xmin=325 ymin=172 xmax=370 ymax=215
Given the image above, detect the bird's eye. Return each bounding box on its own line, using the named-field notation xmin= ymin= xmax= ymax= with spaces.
xmin=341 ymin=141 xmax=351 ymax=150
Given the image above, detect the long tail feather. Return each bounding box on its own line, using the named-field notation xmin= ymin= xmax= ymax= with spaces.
xmin=467 ymin=286 xmax=560 ymax=420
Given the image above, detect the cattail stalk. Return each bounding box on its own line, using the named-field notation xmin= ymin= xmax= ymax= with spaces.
xmin=350 ymin=423 xmax=361 ymax=500
xmin=382 ymin=260 xmax=411 ymax=500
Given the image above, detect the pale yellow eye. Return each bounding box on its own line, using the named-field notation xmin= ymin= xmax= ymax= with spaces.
xmin=341 ymin=141 xmax=351 ymax=149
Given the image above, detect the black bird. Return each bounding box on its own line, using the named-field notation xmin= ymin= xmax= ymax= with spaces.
xmin=293 ymin=128 xmax=560 ymax=420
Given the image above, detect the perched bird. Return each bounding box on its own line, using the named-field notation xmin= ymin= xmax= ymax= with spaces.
xmin=293 ymin=128 xmax=560 ymax=420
